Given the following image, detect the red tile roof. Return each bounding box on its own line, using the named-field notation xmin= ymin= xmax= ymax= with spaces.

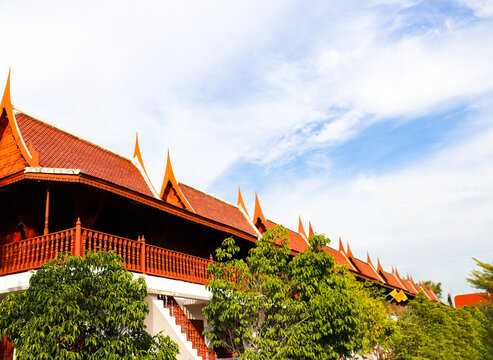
xmin=324 ymin=247 xmax=357 ymax=271
xmin=454 ymin=292 xmax=491 ymax=308
xmin=398 ymin=277 xmax=418 ymax=295
xmin=351 ymin=257 xmax=384 ymax=283
xmin=380 ymin=270 xmax=406 ymax=290
xmin=264 ymin=220 xmax=308 ymax=253
xmin=16 ymin=112 xmax=154 ymax=197
xmin=178 ymin=183 xmax=258 ymax=238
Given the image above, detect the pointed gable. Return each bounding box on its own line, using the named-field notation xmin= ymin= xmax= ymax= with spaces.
xmin=0 ymin=71 xmax=39 ymax=178
xmin=298 ymin=216 xmax=307 ymax=239
xmin=237 ymin=187 xmax=249 ymax=218
xmin=159 ymin=151 xmax=194 ymax=212
xmin=308 ymin=221 xmax=314 ymax=237
xmin=253 ymin=192 xmax=267 ymax=233
xmin=345 ymin=242 xmax=384 ymax=282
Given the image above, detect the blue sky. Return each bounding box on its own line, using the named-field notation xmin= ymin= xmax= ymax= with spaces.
xmin=1 ymin=0 xmax=493 ymax=296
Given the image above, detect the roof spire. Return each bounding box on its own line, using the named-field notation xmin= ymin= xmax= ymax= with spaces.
xmin=346 ymin=241 xmax=355 ymax=259
xmin=367 ymin=251 xmax=374 ymax=267
xmin=338 ymin=237 xmax=345 ymax=253
xmin=159 ymin=149 xmax=194 ymax=212
xmin=237 ymin=186 xmax=249 ymax=217
xmin=0 ymin=69 xmax=39 ymax=167
xmin=298 ymin=216 xmax=307 ymax=238
xmin=308 ymin=221 xmax=314 ymax=237
xmin=253 ymin=192 xmax=266 ymax=230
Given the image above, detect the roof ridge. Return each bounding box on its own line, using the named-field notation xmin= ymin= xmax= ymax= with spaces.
xmin=265 ymin=218 xmax=302 ymax=236
xmin=178 ymin=182 xmax=241 ymax=210
xmin=14 ymin=106 xmax=135 ymax=163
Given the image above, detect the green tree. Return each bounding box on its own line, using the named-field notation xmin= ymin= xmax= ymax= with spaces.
xmin=467 ymin=258 xmax=493 ymax=294
xmin=203 ymin=225 xmax=393 ymax=360
xmin=0 ymin=251 xmax=179 ymax=360
xmin=390 ymin=292 xmax=489 ymax=360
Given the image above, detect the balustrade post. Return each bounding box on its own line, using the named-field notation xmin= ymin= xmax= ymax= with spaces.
xmin=140 ymin=236 xmax=146 ymax=274
xmin=74 ymin=218 xmax=82 ymax=257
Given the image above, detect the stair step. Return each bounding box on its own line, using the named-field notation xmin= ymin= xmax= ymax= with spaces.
xmin=158 ymin=295 xmax=216 ymax=360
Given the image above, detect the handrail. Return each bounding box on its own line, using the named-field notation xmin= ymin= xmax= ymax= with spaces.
xmin=146 ymin=243 xmax=210 ymax=284
xmin=82 ymin=228 xmax=141 ymax=272
xmin=0 ymin=228 xmax=75 ymax=275
xmin=0 ymin=227 xmax=213 ymax=285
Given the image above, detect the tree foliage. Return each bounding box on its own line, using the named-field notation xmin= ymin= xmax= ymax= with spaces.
xmin=390 ymin=292 xmax=489 ymax=360
xmin=0 ymin=251 xmax=179 ymax=360
xmin=467 ymin=258 xmax=493 ymax=294
xmin=203 ymin=225 xmax=393 ymax=360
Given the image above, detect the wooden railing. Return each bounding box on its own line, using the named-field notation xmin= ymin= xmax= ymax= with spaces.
xmin=0 ymin=228 xmax=74 ymax=275
xmin=159 ymin=295 xmax=216 ymax=360
xmin=0 ymin=221 xmax=212 ymax=285
xmin=82 ymin=228 xmax=142 ymax=272
xmin=146 ymin=244 xmax=210 ymax=284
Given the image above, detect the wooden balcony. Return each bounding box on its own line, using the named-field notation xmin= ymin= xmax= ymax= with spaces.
xmin=0 ymin=220 xmax=212 ymax=285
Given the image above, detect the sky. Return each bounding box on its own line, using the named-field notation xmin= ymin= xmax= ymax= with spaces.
xmin=1 ymin=0 xmax=492 ymax=297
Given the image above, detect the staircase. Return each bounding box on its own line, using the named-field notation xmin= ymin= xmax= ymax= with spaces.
xmin=158 ymin=295 xmax=216 ymax=360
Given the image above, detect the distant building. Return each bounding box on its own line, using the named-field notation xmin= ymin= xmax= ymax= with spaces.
xmin=454 ymin=292 xmax=492 ymax=308
xmin=0 ymin=72 xmax=439 ymax=360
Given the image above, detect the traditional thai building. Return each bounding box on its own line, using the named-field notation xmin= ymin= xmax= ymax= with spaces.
xmin=0 ymin=73 xmax=439 ymax=360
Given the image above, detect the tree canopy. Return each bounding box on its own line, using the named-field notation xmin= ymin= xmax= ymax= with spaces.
xmin=467 ymin=258 xmax=493 ymax=294
xmin=0 ymin=251 xmax=179 ymax=360
xmin=390 ymin=292 xmax=490 ymax=360
xmin=203 ymin=225 xmax=393 ymax=360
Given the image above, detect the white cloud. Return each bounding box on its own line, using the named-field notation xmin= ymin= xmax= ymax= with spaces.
xmin=256 ymin=109 xmax=493 ymax=294
xmin=460 ymin=0 xmax=493 ymax=17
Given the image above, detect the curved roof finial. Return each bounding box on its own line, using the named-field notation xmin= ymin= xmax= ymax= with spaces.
xmin=159 ymin=149 xmax=194 ymax=212
xmin=298 ymin=216 xmax=307 ymax=238
xmin=1 ymin=69 xmax=39 ymax=167
xmin=308 ymin=221 xmax=314 ymax=237
xmin=253 ymin=192 xmax=266 ymax=225
xmin=237 ymin=186 xmax=249 ymax=217
xmin=338 ymin=237 xmax=345 ymax=253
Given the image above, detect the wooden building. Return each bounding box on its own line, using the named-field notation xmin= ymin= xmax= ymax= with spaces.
xmin=0 ymin=72 xmax=439 ymax=360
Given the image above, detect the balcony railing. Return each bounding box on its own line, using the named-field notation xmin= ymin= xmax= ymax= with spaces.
xmin=0 ymin=219 xmax=212 ymax=285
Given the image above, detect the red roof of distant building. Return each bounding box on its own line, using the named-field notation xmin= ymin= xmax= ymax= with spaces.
xmin=178 ymin=183 xmax=258 ymax=238
xmin=16 ymin=112 xmax=154 ymax=197
xmin=264 ymin=220 xmax=308 ymax=253
xmin=454 ymin=292 xmax=492 ymax=308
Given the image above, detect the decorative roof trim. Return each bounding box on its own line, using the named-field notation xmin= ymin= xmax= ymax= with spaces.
xmin=24 ymin=167 xmax=82 ymax=175
xmin=237 ymin=186 xmax=249 ymax=217
xmin=298 ymin=216 xmax=307 ymax=239
xmin=339 ymin=237 xmax=345 ymax=253
xmin=1 ymin=70 xmax=39 ymax=167
xmin=132 ymin=133 xmax=160 ymax=199
xmin=308 ymin=221 xmax=314 ymax=237
xmin=253 ymin=192 xmax=267 ymax=232
xmin=159 ymin=150 xmax=194 ymax=212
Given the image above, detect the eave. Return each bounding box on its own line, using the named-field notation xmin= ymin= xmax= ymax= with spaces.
xmin=0 ymin=169 xmax=258 ymax=243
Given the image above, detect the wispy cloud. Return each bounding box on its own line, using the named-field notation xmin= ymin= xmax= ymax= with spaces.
xmin=1 ymin=0 xmax=492 ymax=294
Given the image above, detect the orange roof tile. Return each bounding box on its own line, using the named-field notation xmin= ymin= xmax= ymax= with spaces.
xmin=16 ymin=112 xmax=154 ymax=197
xmin=178 ymin=183 xmax=258 ymax=238
xmin=380 ymin=270 xmax=406 ymax=290
xmin=264 ymin=219 xmax=308 ymax=253
xmin=454 ymin=292 xmax=491 ymax=308
xmin=398 ymin=277 xmax=418 ymax=295
xmin=351 ymin=257 xmax=384 ymax=282
xmin=324 ymin=246 xmax=357 ymax=271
